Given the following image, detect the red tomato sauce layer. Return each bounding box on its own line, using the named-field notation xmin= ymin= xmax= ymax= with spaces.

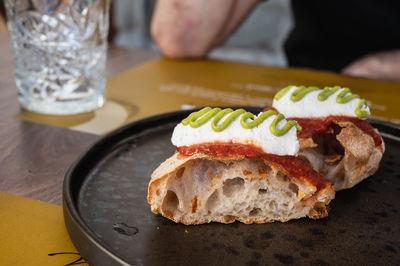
xmin=262 ymin=107 xmax=279 ymax=113
xmin=177 ymin=143 xmax=326 ymax=191
xmin=290 ymin=116 xmax=382 ymax=147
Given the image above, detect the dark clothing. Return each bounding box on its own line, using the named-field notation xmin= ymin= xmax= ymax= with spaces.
xmin=284 ymin=0 xmax=400 ymax=72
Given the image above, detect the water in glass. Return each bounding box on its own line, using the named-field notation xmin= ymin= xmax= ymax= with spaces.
xmin=6 ymin=0 xmax=110 ymax=115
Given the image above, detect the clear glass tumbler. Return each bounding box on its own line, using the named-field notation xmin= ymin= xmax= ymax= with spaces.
xmin=5 ymin=0 xmax=110 ymax=115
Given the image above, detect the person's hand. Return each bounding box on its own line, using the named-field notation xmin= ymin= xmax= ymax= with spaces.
xmin=342 ymin=50 xmax=400 ymax=82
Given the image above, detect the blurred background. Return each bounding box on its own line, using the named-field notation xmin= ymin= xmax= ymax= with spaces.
xmin=111 ymin=0 xmax=292 ymax=66
xmin=0 ymin=0 xmax=292 ymax=66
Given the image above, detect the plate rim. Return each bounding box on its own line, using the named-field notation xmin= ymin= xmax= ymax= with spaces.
xmin=63 ymin=108 xmax=400 ymax=265
xmin=63 ymin=109 xmax=196 ymax=266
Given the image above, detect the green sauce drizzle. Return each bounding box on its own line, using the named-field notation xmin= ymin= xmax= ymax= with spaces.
xmin=270 ymin=114 xmax=302 ymax=136
xmin=240 ymin=110 xmax=276 ymax=129
xmin=181 ymin=107 xmax=301 ymax=136
xmin=274 ymin=85 xmax=293 ymax=100
xmin=212 ymin=108 xmax=246 ymax=132
xmin=291 ymin=86 xmax=319 ymax=102
xmin=355 ymin=99 xmax=369 ymax=118
xmin=318 ymin=86 xmax=340 ymax=101
xmin=274 ymin=85 xmax=370 ymax=118
xmin=182 ymin=107 xmax=221 ymax=128
xmin=336 ymin=88 xmax=360 ymax=103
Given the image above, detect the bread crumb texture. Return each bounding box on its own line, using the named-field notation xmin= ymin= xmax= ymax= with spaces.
xmin=148 ymin=153 xmax=334 ymax=225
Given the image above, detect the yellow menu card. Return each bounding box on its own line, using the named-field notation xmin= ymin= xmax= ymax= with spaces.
xmin=0 ymin=192 xmax=84 ymax=266
xmin=18 ymin=59 xmax=400 ymax=135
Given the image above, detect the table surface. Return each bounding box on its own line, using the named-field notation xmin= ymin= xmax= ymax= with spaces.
xmin=0 ymin=33 xmax=158 ymax=205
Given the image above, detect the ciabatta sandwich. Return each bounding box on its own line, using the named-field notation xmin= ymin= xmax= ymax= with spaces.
xmin=148 ymin=107 xmax=334 ymax=225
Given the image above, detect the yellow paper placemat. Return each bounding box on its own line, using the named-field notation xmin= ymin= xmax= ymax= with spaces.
xmin=0 ymin=192 xmax=85 ymax=266
xmin=18 ymin=59 xmax=400 ymax=135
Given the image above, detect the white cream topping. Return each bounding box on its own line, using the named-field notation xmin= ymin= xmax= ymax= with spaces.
xmin=272 ymin=86 xmax=370 ymax=118
xmin=171 ymin=112 xmax=299 ymax=156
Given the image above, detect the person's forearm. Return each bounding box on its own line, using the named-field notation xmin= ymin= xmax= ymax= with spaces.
xmin=151 ymin=0 xmax=260 ymax=59
xmin=213 ymin=0 xmax=261 ymax=47
xmin=342 ymin=50 xmax=400 ymax=82
xmin=151 ymin=0 xmax=236 ymax=58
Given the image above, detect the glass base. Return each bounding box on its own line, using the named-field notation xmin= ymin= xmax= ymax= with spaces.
xmin=19 ymin=93 xmax=105 ymax=115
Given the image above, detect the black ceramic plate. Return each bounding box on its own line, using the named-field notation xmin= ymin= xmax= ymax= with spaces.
xmin=63 ymin=108 xmax=400 ymax=266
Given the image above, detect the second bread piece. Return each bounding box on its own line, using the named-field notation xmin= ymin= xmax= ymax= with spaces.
xmin=299 ymin=120 xmax=384 ymax=190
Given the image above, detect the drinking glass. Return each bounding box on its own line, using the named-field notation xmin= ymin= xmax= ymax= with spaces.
xmin=5 ymin=0 xmax=110 ymax=115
